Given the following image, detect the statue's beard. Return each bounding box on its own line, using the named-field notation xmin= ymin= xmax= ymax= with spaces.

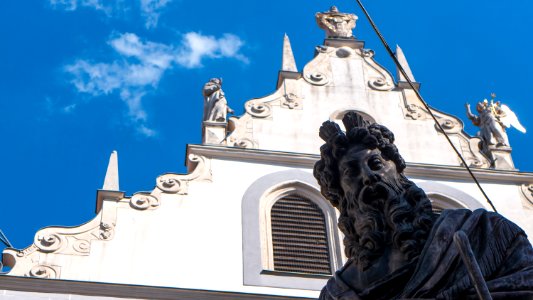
xmin=338 ymin=176 xmax=434 ymax=271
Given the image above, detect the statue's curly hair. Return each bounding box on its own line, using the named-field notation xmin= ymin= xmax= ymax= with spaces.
xmin=313 ymin=112 xmax=434 ymax=269
xmin=313 ymin=112 xmax=406 ymax=208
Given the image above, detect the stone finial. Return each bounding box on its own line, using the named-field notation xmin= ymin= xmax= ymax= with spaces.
xmin=395 ymin=45 xmax=420 ymax=90
xmin=282 ymin=34 xmax=297 ymax=72
xmin=396 ymin=45 xmax=416 ymax=82
xmin=102 ymin=150 xmax=119 ymax=191
xmin=315 ymin=6 xmax=358 ymax=39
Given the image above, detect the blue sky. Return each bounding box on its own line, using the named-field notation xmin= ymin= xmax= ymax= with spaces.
xmin=1 ymin=1 xmax=532 ymax=253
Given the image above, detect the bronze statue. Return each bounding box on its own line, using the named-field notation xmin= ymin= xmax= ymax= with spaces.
xmin=314 ymin=112 xmax=533 ymax=299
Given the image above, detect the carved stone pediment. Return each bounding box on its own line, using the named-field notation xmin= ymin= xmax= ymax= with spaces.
xmin=3 ymin=153 xmax=214 ymax=279
xmin=360 ymin=49 xmax=394 ymax=91
xmin=156 ymin=154 xmax=212 ymax=195
xmin=3 ymin=202 xmax=120 ymax=278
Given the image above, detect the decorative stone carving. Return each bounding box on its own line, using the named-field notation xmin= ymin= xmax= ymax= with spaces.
xmin=335 ymin=47 xmax=353 ymax=58
xmin=361 ymin=49 xmax=374 ymax=58
xmin=361 ymin=50 xmax=394 ymax=91
xmin=99 ymin=222 xmax=114 ymax=240
xmin=9 ymin=197 xmax=121 ymax=264
xmin=232 ymin=138 xmax=257 ymax=148
xmin=245 ymin=101 xmax=272 ymax=118
xmin=520 ymin=184 xmax=533 ymax=207
xmin=156 ymin=154 xmax=212 ymax=195
xmin=306 ymin=72 xmax=329 ymax=86
xmin=405 ymin=104 xmax=423 ymax=120
xmin=368 ymin=77 xmax=393 ymax=91
xmin=203 ymin=78 xmax=234 ymax=122
xmin=314 ymin=111 xmax=533 ymax=299
xmin=424 ymin=111 xmax=492 ymax=168
xmin=28 ymin=265 xmax=58 ymax=279
xmin=72 ymin=239 xmax=91 ymax=254
xmin=458 ymin=136 xmax=490 ymax=168
xmin=315 ymin=6 xmax=357 ymax=39
xmin=281 ymin=93 xmax=302 ymax=109
xmin=130 ymin=193 xmax=160 ymax=210
xmin=16 ymin=245 xmax=38 ymax=257
xmin=35 ymin=234 xmax=63 ymax=253
xmin=225 ymin=116 xmax=258 ymax=149
xmin=434 ymin=117 xmax=461 ymax=134
xmin=315 ymin=45 xmax=329 ymax=54
xmin=303 ymin=47 xmax=333 ymax=86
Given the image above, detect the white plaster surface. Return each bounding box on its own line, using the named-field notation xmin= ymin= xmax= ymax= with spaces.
xmin=2 ymin=30 xmax=532 ymax=300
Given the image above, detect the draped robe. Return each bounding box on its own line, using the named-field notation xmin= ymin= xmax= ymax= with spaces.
xmin=320 ymin=209 xmax=533 ymax=300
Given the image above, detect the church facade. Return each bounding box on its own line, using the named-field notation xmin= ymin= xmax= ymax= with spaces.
xmin=1 ymin=7 xmax=532 ymax=300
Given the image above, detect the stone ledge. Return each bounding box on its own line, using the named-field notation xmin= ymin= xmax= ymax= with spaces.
xmin=186 ymin=144 xmax=533 ymax=184
xmin=0 ymin=276 xmax=313 ymax=300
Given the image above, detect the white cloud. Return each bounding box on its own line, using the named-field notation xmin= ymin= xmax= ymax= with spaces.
xmin=177 ymin=33 xmax=250 ymax=68
xmin=109 ymin=33 xmax=174 ymax=69
xmin=49 ymin=0 xmax=172 ymax=29
xmin=140 ymin=0 xmax=172 ymax=29
xmin=49 ymin=0 xmax=114 ymax=15
xmin=62 ymin=103 xmax=77 ymax=113
xmin=64 ymin=32 xmax=247 ymax=137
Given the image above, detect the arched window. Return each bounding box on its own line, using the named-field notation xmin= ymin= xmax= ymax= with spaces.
xmin=415 ymin=181 xmax=487 ymax=212
xmin=242 ymin=170 xmax=342 ymax=290
xmin=270 ymin=193 xmax=331 ymax=275
xmin=329 ymin=109 xmax=376 ymax=126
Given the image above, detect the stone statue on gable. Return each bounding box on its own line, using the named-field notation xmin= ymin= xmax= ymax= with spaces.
xmin=316 ymin=6 xmax=358 ymax=39
xmin=202 ymin=78 xmax=234 ymax=122
xmin=314 ymin=112 xmax=533 ymax=299
xmin=465 ymin=95 xmax=526 ymax=149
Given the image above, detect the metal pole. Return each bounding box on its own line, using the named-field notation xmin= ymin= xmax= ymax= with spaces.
xmin=453 ymin=231 xmax=493 ymax=300
xmin=352 ymin=0 xmax=498 ymax=213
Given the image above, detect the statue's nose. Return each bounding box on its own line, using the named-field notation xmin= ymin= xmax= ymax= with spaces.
xmin=362 ymin=171 xmax=380 ymax=186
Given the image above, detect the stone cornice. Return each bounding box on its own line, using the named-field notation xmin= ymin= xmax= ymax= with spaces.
xmin=277 ymin=70 xmax=303 ymax=89
xmin=0 ymin=276 xmax=312 ymax=300
xmin=187 ymin=144 xmax=533 ymax=184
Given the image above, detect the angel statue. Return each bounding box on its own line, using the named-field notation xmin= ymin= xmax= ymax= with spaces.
xmin=202 ymin=78 xmax=234 ymax=122
xmin=465 ymin=96 xmax=526 ymax=148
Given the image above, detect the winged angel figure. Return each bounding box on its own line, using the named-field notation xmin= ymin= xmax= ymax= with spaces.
xmin=466 ymin=98 xmax=526 ymax=148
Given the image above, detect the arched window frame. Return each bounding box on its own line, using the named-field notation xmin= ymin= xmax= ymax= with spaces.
xmin=262 ymin=182 xmax=339 ymax=274
xmin=415 ymin=181 xmax=488 ymax=211
xmin=242 ymin=170 xmax=343 ymax=290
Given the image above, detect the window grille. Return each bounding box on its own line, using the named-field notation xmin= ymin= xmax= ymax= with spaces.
xmin=270 ymin=194 xmax=332 ymax=275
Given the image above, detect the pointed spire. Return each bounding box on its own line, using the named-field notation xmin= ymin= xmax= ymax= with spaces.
xmin=102 ymin=150 xmax=119 ymax=191
xmin=281 ymin=33 xmax=298 ymax=72
xmin=0 ymin=229 xmax=13 ymax=248
xmin=395 ymin=45 xmax=416 ymax=82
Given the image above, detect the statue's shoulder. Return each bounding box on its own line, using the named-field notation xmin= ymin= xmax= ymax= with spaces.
xmin=319 ymin=260 xmax=360 ymax=300
xmin=433 ymin=208 xmax=527 ymax=242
